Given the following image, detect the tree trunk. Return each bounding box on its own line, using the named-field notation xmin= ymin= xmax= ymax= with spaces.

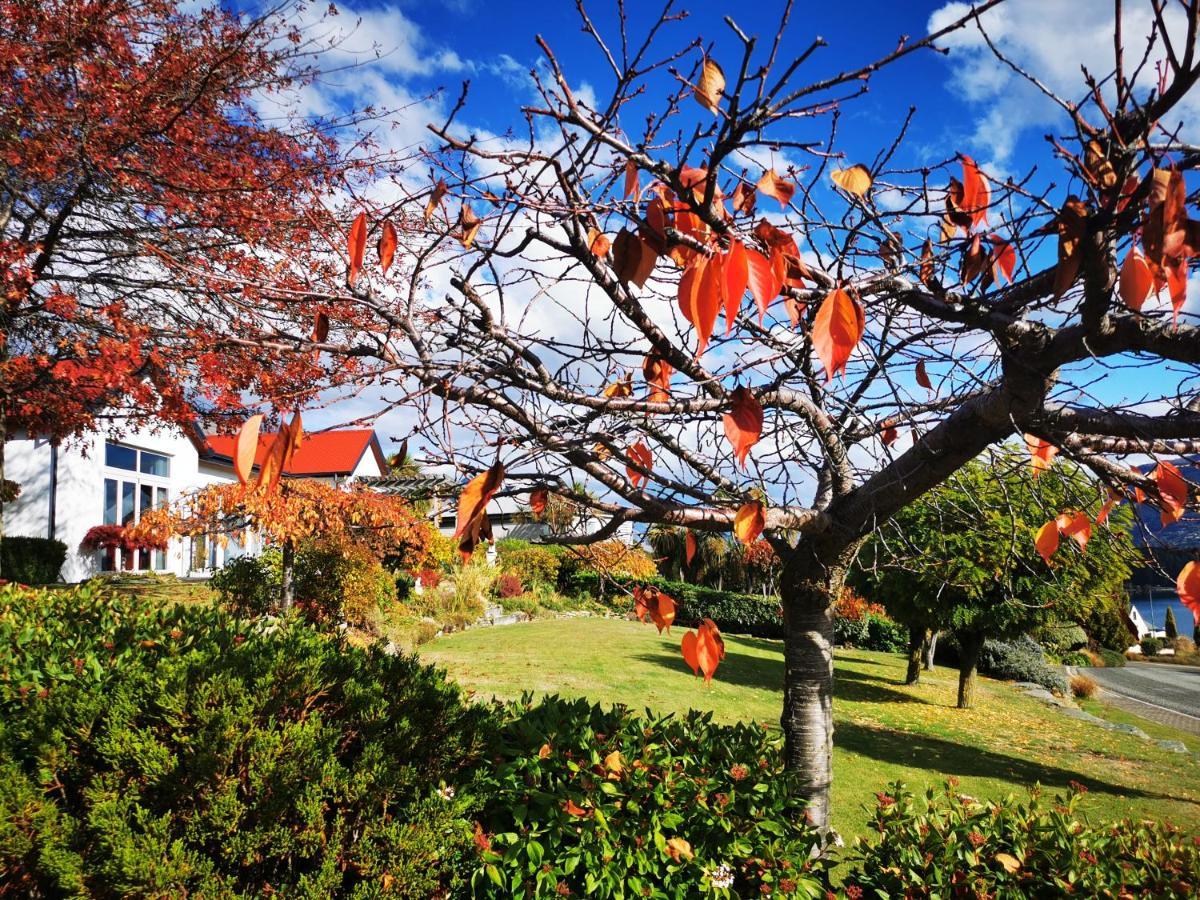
xmin=778 ymin=541 xmax=858 ymax=832
xmin=280 ymin=539 xmax=296 ymax=612
xmin=957 ymin=631 xmax=984 ymax=709
xmin=905 ymin=625 xmax=927 ymax=685
xmin=923 ymin=631 xmax=938 ymax=670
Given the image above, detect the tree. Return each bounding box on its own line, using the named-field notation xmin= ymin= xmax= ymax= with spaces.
xmin=282 ymin=3 xmax=1200 ymax=828
xmin=1166 ymin=605 xmax=1179 ymax=640
xmin=855 ymin=454 xmax=1138 ymax=708
xmin=132 ymin=477 xmax=431 ymax=610
xmin=0 ymin=0 xmax=411 ymax=520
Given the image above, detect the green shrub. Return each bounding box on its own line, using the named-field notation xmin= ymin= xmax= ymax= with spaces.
xmin=979 ymin=636 xmax=1067 ymax=693
xmin=846 ymin=781 xmax=1200 ymax=898
xmin=1098 ymin=647 xmax=1127 ymax=667
xmin=0 ymin=582 xmax=494 ymax=897
xmin=0 ymin=536 xmax=66 ymax=584
xmin=1038 ymin=621 xmax=1089 ymax=653
xmin=496 ymin=540 xmax=562 ymax=588
xmin=1061 ymin=650 xmax=1092 ymax=667
xmin=209 ymin=549 xmax=282 ymax=616
xmin=473 ymin=695 xmax=834 ymax=897
xmin=293 ymin=537 xmax=396 ymax=625
xmin=1140 ymin=635 xmax=1162 ymax=657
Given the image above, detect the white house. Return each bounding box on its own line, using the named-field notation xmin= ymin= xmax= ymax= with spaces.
xmin=4 ymin=423 xmax=387 ymax=582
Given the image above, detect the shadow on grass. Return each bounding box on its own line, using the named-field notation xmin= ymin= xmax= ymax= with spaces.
xmin=836 ymin=719 xmax=1189 ymax=805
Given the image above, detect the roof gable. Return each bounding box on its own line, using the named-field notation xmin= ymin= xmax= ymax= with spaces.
xmin=203 ymin=429 xmax=381 ymax=477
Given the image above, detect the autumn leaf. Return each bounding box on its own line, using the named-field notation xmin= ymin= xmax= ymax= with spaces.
xmin=612 ymin=228 xmax=656 ymax=287
xmin=681 ymin=630 xmax=700 ymax=674
xmin=604 ymin=750 xmax=625 ymax=776
xmin=1118 ymin=248 xmax=1153 ymax=312
xmin=643 ymin=352 xmax=673 ymax=403
xmin=587 ymin=228 xmax=611 ymax=258
xmin=1056 ymin=511 xmax=1091 ymax=552
xmin=691 ymin=252 xmax=725 ymax=356
xmin=812 ymin=287 xmax=865 ymax=382
xmin=734 ymin=500 xmax=765 ymax=545
xmin=960 ymin=234 xmax=988 ymax=283
xmin=347 ymin=211 xmax=367 ymax=286
xmin=602 ymin=372 xmax=633 ymax=398
xmin=310 ymin=312 xmax=329 ymax=344
xmin=457 ymin=205 xmax=482 ymax=249
xmin=723 ymin=385 xmax=763 ymax=469
xmin=530 ymin=489 xmax=548 ymax=516
xmin=1096 ymin=488 xmax=1122 ymax=525
xmin=960 ymin=155 xmax=990 ymax=227
xmin=988 ymin=235 xmax=1015 ymax=285
xmin=1053 ymin=197 xmax=1089 ymax=299
xmin=1154 ymin=460 xmax=1189 ymax=526
xmin=757 ymin=169 xmax=795 ymax=209
xmin=1024 ymin=434 xmax=1058 ymax=478
xmin=685 ymin=530 xmax=697 ymax=566
xmin=881 ymin=420 xmax=899 ymax=446
xmin=626 ymin=440 xmax=653 ymax=489
xmin=665 ymin=837 xmax=694 ymax=862
xmin=1034 ymin=520 xmax=1060 ymax=565
xmin=745 ymin=246 xmax=780 ymax=323
xmin=624 ymin=159 xmax=640 ymax=200
xmin=731 ymin=181 xmax=756 ymax=215
xmin=695 ymin=617 xmax=725 ymax=683
xmin=994 ymin=853 xmax=1022 ymax=875
xmin=831 ymin=164 xmax=873 ymax=197
xmin=693 ymin=57 xmax=725 ymax=113
xmin=378 ymin=219 xmax=397 ymax=274
xmin=1177 ymin=560 xmax=1200 ymax=621
xmin=915 ymin=359 xmax=932 ymax=391
xmin=564 ymin=799 xmax=590 ymax=817
xmin=918 ymin=240 xmax=937 ymax=290
xmin=454 ymin=460 xmax=505 ymax=542
xmin=724 ymin=241 xmax=749 ymax=334
xmin=234 ymin=414 xmax=263 ymax=486
xmin=424 ymin=179 xmax=448 ymax=222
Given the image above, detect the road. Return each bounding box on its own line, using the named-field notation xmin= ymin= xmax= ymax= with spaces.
xmin=1085 ymin=661 xmax=1200 ymax=735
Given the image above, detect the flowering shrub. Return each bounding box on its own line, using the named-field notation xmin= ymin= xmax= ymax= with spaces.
xmin=833 ymin=587 xmax=888 ymax=621
xmin=495 ymin=572 xmax=524 ymax=599
xmin=471 ymin=696 xmax=835 ymax=897
xmin=417 ymin=567 xmax=442 ymax=589
xmin=846 ymin=780 xmax=1200 ymax=898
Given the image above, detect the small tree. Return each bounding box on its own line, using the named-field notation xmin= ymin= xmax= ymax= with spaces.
xmin=1165 ymin=605 xmax=1179 ymax=641
xmin=855 ymin=453 xmax=1138 ymax=708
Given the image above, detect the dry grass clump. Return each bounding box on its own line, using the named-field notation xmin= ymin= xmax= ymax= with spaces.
xmin=1070 ymin=673 xmax=1098 ymax=699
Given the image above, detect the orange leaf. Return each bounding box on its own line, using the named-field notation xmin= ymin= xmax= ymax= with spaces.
xmin=960 ymin=233 xmax=988 ymax=283
xmin=624 ymin=159 xmax=640 ymax=200
xmin=745 ymin=246 xmax=780 ymax=324
xmin=589 ymin=229 xmax=612 ymax=258
xmin=564 ymin=799 xmax=590 ymax=817
xmin=378 ymin=219 xmax=397 ymax=274
xmin=626 ymin=440 xmax=653 ymax=489
xmin=988 ymin=235 xmax=1015 ymax=285
xmin=602 ymin=372 xmax=633 ymax=399
xmin=311 ymin=312 xmax=329 ymax=344
xmin=831 ymin=164 xmax=873 ymax=197
xmin=612 ymin=229 xmax=656 ymax=287
xmin=681 ymin=630 xmax=700 ymax=674
xmin=530 ymin=489 xmax=548 ymax=516
xmin=1154 ymin=460 xmax=1189 ymax=526
xmin=696 ymin=618 xmax=725 ymax=682
xmin=919 ymin=240 xmax=937 ymax=289
xmin=457 ymin=206 xmax=481 ymax=248
xmin=234 ymin=414 xmax=263 ymax=486
xmin=693 ymin=57 xmax=725 ymax=113
xmin=643 ymin=352 xmax=673 ymax=403
xmin=1057 ymin=511 xmax=1091 ymax=552
xmin=1177 ymin=560 xmax=1200 ymax=621
xmin=424 ymin=179 xmax=448 ymax=222
xmin=685 ymin=531 xmax=697 ymax=566
xmin=1119 ymin=248 xmax=1153 ymax=311
xmin=960 ymin=155 xmax=990 ymax=227
xmin=1096 ymin=488 xmax=1122 ymax=525
xmin=730 ymin=181 xmax=756 ymax=215
xmin=881 ymin=420 xmax=899 ymax=446
xmin=811 ymin=287 xmax=865 ymax=382
xmin=1024 ymin=434 xmax=1058 ymax=478
xmin=1034 ymin=520 xmax=1060 ymax=565
xmin=665 ymin=837 xmax=694 ymax=862
xmin=1053 ymin=197 xmax=1088 ymax=299
xmin=757 ymin=169 xmax=795 ymax=209
xmin=734 ymin=501 xmax=765 ymax=545
xmin=454 ymin=461 xmax=505 ymax=540
xmin=347 ymin=212 xmax=367 ymax=286
xmin=651 ymin=589 xmax=677 ymax=634
xmin=723 ymin=386 xmax=763 ymax=469
xmin=686 ymin=252 xmax=724 ymax=356
xmin=723 ymin=241 xmax=749 ymax=334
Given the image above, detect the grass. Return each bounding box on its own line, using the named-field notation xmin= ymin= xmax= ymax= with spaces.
xmin=1078 ymin=697 xmax=1199 ymax=752
xmin=421 ymin=617 xmax=1200 ymax=842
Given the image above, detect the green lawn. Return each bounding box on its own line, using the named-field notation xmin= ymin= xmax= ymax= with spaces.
xmin=421 ymin=617 xmax=1200 ymax=841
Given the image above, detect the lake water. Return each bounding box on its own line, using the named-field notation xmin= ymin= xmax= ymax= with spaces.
xmin=1131 ymin=594 xmax=1198 ymax=633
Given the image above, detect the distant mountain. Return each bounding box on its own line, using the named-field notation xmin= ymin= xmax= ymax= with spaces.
xmin=1132 ymin=458 xmax=1200 ymax=551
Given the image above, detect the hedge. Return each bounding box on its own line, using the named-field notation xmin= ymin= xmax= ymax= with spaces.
xmin=0 ymin=536 xmax=66 ymax=584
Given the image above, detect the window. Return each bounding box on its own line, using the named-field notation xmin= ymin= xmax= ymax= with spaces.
xmin=100 ymin=443 xmax=172 ymax=572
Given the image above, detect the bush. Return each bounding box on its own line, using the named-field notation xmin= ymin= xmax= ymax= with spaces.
xmin=1081 ymin=592 xmax=1135 ymax=653
xmin=1060 ymin=650 xmax=1093 ymax=667
xmin=557 ymin=541 xmax=660 ymax=584
xmin=977 ymin=635 xmax=1067 ymax=693
xmin=293 ymin=537 xmax=396 ymax=625
xmin=1140 ymin=635 xmax=1162 ymax=657
xmin=0 ymin=583 xmax=496 ymax=897
xmin=1038 ymin=621 xmax=1089 ymax=653
xmin=0 ymin=536 xmax=66 ymax=584
xmin=209 ymin=549 xmax=281 ymax=616
xmin=495 ymin=572 xmax=524 ymax=599
xmin=408 ymin=558 xmax=491 ymax=630
xmin=496 ymin=540 xmax=562 ymax=588
xmin=1070 ymin=673 xmax=1098 ymax=699
xmin=473 ymin=695 xmax=835 ymax=897
xmin=846 ymin=781 xmax=1199 ymax=898
xmin=1172 ymin=635 xmax=1196 ymax=654
xmin=834 ymin=613 xmax=907 ymax=652
xmin=1098 ymin=647 xmax=1127 ymax=667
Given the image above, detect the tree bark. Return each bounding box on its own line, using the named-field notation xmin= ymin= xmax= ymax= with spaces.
xmin=956 ymin=631 xmax=984 ymax=709
xmin=280 ymin=539 xmax=295 ymax=612
xmin=778 ymin=540 xmax=858 ymax=832
xmin=923 ymin=631 xmax=938 ymax=670
xmin=905 ymin=625 xmax=928 ymax=685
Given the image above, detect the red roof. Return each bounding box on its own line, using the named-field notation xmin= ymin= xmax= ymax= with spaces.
xmin=203 ymin=429 xmax=384 ymax=477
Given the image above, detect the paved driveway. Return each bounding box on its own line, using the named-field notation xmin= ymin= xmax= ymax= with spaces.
xmin=1086 ymin=662 xmax=1200 ymax=734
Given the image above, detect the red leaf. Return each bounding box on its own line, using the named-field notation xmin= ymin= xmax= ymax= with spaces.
xmin=734 ymin=501 xmax=765 ymax=545
xmin=311 ymin=312 xmax=329 ymax=344
xmin=1024 ymin=434 xmax=1058 ymax=478
xmin=961 ymin=155 xmax=990 ymax=227
xmin=745 ymin=246 xmax=780 ymax=324
xmin=723 ymin=242 xmax=749 ymax=335
xmin=626 ymin=440 xmax=653 ymax=489
xmin=612 ymin=229 xmax=657 ymax=287
xmin=564 ymin=799 xmax=590 ymax=817
xmin=1119 ymin=248 xmax=1153 ymax=311
xmin=378 ymin=219 xmax=397 ymax=274
xmin=1056 ymin=511 xmax=1091 ymax=552
xmin=530 ymin=489 xmax=548 ymax=516
xmin=812 ymin=288 xmax=865 ymax=382
xmin=234 ymin=414 xmax=263 ymax=486
xmin=643 ymin=352 xmax=673 ymax=404
xmin=347 ymin=212 xmax=367 ymax=286
xmin=1034 ymin=520 xmax=1060 ymax=565
xmin=685 ymin=531 xmax=697 ymax=566
xmin=1154 ymin=460 xmax=1189 ymax=526
xmin=730 ymin=181 xmax=756 ymax=215
xmin=915 ymin=359 xmax=932 ymax=391
xmin=987 ymin=235 xmax=1015 ymax=285
xmin=1177 ymin=560 xmax=1200 ymax=621
xmin=681 ymin=630 xmax=700 ymax=674
xmin=624 ymin=159 xmax=640 ymax=200
xmin=881 ymin=420 xmax=899 ymax=446
xmin=722 ymin=386 xmax=763 ymax=469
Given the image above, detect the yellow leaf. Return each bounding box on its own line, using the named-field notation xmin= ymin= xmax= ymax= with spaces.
xmin=665 ymin=837 xmax=694 ymax=862
xmin=694 ymin=57 xmax=725 ymax=113
xmin=995 ymin=852 xmax=1021 ymax=874
xmin=831 ymin=164 xmax=873 ymax=196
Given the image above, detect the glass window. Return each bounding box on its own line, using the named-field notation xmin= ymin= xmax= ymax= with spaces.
xmin=121 ymin=482 xmax=135 ymax=526
xmin=140 ymin=484 xmax=153 ymax=517
xmin=104 ymin=479 xmax=118 ymax=525
xmin=140 ymin=451 xmax=170 ymax=477
xmin=105 ymin=442 xmax=137 ymax=471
